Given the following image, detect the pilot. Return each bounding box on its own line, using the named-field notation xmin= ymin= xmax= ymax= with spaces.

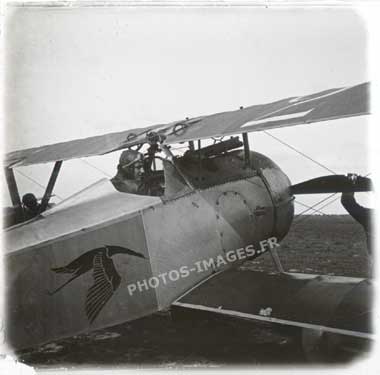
xmin=22 ymin=193 xmax=41 ymax=220
xmin=111 ymin=149 xmax=146 ymax=194
xmin=341 ymin=175 xmax=373 ymax=256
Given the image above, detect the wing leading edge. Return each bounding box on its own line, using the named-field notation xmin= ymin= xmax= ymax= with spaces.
xmin=5 ymin=82 xmax=369 ymax=168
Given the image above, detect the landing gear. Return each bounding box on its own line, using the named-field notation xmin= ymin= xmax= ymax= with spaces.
xmin=268 ymin=241 xmax=285 ymax=274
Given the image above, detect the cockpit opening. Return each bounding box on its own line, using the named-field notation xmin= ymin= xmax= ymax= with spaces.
xmin=110 ymin=135 xmax=248 ymax=198
xmin=111 ymin=144 xmax=166 ymax=197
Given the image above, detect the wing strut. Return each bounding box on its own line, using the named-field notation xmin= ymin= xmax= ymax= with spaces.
xmin=242 ymin=132 xmax=251 ymax=168
xmin=268 ymin=242 xmax=285 ymax=273
xmin=39 ymin=160 xmax=62 ymax=213
xmin=4 ymin=167 xmax=23 ymax=220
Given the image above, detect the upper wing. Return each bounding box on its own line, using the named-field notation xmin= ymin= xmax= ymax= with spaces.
xmin=4 ymin=123 xmax=165 ymax=168
xmin=5 ymin=82 xmax=369 ymax=168
xmin=164 ymin=82 xmax=369 ymax=145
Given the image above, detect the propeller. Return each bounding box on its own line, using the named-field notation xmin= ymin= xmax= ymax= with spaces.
xmin=290 ymin=174 xmax=372 ymax=195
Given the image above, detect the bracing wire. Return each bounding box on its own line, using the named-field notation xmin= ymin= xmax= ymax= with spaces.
xmin=262 ymin=129 xmax=337 ymax=218
xmin=80 ymin=159 xmax=113 ymax=178
xmin=263 ymin=130 xmax=337 ymax=174
xmin=294 ymin=200 xmax=326 ymax=216
xmin=15 ymin=169 xmax=64 ymax=201
xmin=262 ymin=129 xmax=371 ymax=225
xmin=15 ymin=170 xmax=46 ymax=191
xmin=295 ymin=193 xmax=337 ymax=218
xmin=294 ymin=172 xmax=372 ymax=226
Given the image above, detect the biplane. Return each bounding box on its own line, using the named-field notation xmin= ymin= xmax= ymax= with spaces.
xmin=3 ymin=81 xmax=373 ymax=360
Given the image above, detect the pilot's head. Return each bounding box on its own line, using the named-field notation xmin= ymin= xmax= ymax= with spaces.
xmin=118 ymin=150 xmax=144 ymax=180
xmin=22 ymin=193 xmax=38 ymax=210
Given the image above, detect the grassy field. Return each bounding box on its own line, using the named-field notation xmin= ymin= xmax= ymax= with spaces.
xmin=17 ymin=215 xmax=372 ymax=368
xmin=245 ymin=215 xmax=371 ymax=278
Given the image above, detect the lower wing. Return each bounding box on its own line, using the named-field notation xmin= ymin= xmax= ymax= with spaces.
xmin=172 ymin=268 xmax=373 ymax=357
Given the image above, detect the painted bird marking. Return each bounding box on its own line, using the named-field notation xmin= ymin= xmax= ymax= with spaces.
xmin=49 ymin=245 xmax=146 ymax=323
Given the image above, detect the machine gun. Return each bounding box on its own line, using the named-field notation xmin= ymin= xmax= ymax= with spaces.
xmin=184 ymin=136 xmax=243 ymax=160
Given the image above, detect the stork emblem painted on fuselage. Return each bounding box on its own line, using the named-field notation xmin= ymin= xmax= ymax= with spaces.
xmin=49 ymin=245 xmax=146 ymax=323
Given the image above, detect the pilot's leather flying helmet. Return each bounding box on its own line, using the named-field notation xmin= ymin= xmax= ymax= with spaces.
xmin=119 ymin=149 xmax=143 ymax=168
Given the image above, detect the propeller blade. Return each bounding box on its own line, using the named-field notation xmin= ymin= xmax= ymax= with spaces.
xmin=290 ymin=175 xmax=372 ymax=195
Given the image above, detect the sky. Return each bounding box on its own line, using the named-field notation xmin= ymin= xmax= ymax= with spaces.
xmin=3 ymin=5 xmax=371 ymax=213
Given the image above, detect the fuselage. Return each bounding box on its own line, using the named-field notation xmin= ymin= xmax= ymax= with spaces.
xmin=5 ymin=149 xmax=294 ymax=349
